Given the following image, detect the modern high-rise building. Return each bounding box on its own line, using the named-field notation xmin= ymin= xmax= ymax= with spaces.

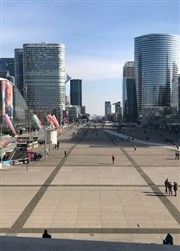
xmin=111 ymin=101 xmax=122 ymax=122
xmin=14 ymin=49 xmax=24 ymax=95
xmin=123 ymin=61 xmax=138 ymax=122
xmin=105 ymin=101 xmax=111 ymax=116
xmin=0 ymin=58 xmax=14 ymax=79
xmin=23 ymin=43 xmax=66 ymax=114
xmin=70 ymin=79 xmax=82 ymax=106
xmin=123 ymin=61 xmax=134 ymax=78
xmin=81 ymin=106 xmax=86 ymax=115
xmin=135 ymin=33 xmax=180 ymax=119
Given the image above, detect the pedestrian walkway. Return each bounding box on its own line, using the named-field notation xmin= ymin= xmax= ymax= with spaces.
xmin=104 ymin=129 xmax=178 ymax=149
xmin=0 ymin=127 xmax=179 ymax=247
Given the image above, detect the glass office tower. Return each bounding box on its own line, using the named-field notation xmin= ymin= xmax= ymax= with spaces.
xmin=105 ymin=101 xmax=111 ymax=116
xmin=14 ymin=49 xmax=24 ymax=95
xmin=135 ymin=34 xmax=180 ymax=118
xmin=123 ymin=61 xmax=138 ymax=122
xmin=23 ymin=43 xmax=66 ymax=111
xmin=70 ymin=79 xmax=82 ymax=106
xmin=0 ymin=58 xmax=14 ymax=79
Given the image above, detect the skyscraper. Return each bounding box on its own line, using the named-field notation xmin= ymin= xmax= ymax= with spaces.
xmin=123 ymin=61 xmax=138 ymax=122
xmin=105 ymin=101 xmax=111 ymax=116
xmin=70 ymin=79 xmax=82 ymax=106
xmin=135 ymin=34 xmax=180 ymax=119
xmin=14 ymin=49 xmax=24 ymax=95
xmin=0 ymin=58 xmax=14 ymax=79
xmin=23 ymin=43 xmax=65 ymax=112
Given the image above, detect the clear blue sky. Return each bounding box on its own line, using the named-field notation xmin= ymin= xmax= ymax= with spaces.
xmin=0 ymin=0 xmax=179 ymax=115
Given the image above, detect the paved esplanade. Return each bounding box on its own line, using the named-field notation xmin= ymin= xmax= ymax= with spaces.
xmin=0 ymin=127 xmax=180 ymax=246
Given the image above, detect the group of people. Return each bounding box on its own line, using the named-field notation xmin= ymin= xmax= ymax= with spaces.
xmin=164 ymin=179 xmax=178 ymax=196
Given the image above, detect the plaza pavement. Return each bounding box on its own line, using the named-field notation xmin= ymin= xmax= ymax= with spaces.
xmin=0 ymin=126 xmax=179 ymax=249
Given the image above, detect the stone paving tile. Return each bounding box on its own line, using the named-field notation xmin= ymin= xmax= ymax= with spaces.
xmin=0 ymin=190 xmax=38 ymax=228
xmin=0 ymin=165 xmax=55 ymax=183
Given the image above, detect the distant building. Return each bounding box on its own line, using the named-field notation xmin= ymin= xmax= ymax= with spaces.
xmin=105 ymin=101 xmax=111 ymax=117
xmin=0 ymin=58 xmax=14 ymax=80
xmin=70 ymin=79 xmax=82 ymax=106
xmin=14 ymin=49 xmax=24 ymax=95
xmin=65 ymin=95 xmax=70 ymax=107
xmin=81 ymin=106 xmax=86 ymax=115
xmin=172 ymin=74 xmax=179 ymax=113
xmin=68 ymin=105 xmax=81 ymax=121
xmin=123 ymin=61 xmax=134 ymax=78
xmin=113 ymin=101 xmax=121 ymax=113
xmin=135 ymin=33 xmax=180 ymax=120
xmin=123 ymin=61 xmax=138 ymax=122
xmin=111 ymin=101 xmax=122 ymax=122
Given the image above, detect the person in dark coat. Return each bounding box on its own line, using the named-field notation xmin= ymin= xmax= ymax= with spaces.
xmin=173 ymin=182 xmax=178 ymax=196
xmin=168 ymin=182 xmax=173 ymax=196
xmin=57 ymin=141 xmax=60 ymax=149
xmin=163 ymin=233 xmax=173 ymax=245
xmin=112 ymin=155 xmax=115 ymax=165
xmin=164 ymin=178 xmax=169 ymax=194
xmin=42 ymin=229 xmax=51 ymax=238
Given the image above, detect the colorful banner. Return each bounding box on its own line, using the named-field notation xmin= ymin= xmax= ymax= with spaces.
xmin=53 ymin=115 xmax=62 ymax=133
xmin=46 ymin=115 xmax=62 ymax=134
xmin=36 ymin=116 xmax=44 ymax=130
xmin=46 ymin=115 xmax=55 ymax=129
xmin=2 ymin=80 xmax=13 ymax=119
xmin=52 ymin=115 xmax=60 ymax=127
xmin=4 ymin=114 xmax=16 ymax=135
xmin=32 ymin=115 xmax=44 ymax=131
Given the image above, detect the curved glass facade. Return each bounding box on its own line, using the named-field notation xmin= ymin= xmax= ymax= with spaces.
xmin=135 ymin=34 xmax=180 ymax=117
xmin=0 ymin=78 xmax=29 ymax=125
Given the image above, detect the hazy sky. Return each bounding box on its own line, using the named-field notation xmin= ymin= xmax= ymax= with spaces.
xmin=0 ymin=0 xmax=179 ymax=115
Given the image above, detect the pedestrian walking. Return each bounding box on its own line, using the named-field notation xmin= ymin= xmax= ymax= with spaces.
xmin=134 ymin=145 xmax=136 ymax=151
xmin=175 ymin=152 xmax=178 ymax=160
xmin=64 ymin=150 xmax=67 ymax=157
xmin=168 ymin=182 xmax=173 ymax=196
xmin=164 ymin=178 xmax=169 ymax=193
xmin=173 ymin=182 xmax=178 ymax=196
xmin=112 ymin=155 xmax=115 ymax=165
xmin=57 ymin=141 xmax=60 ymax=149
